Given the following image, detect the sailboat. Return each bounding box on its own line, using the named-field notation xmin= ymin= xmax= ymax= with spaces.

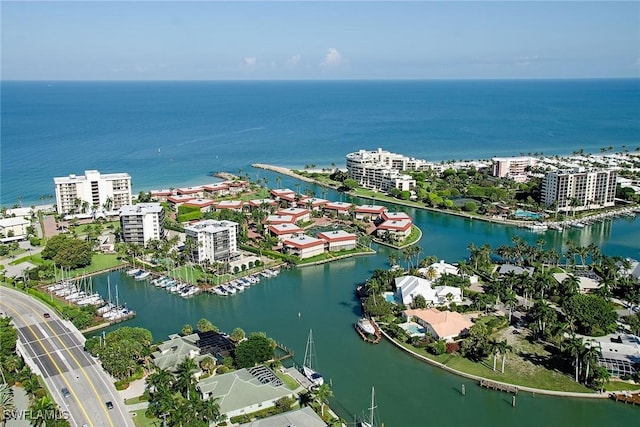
xmin=359 ymin=387 xmax=378 ymax=427
xmin=302 ymin=329 xmax=324 ymax=387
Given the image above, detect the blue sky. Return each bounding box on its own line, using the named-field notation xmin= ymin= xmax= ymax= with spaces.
xmin=2 ymin=1 xmax=639 ymax=80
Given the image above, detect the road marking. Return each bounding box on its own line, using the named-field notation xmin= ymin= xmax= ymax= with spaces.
xmin=1 ymin=298 xmax=93 ymax=424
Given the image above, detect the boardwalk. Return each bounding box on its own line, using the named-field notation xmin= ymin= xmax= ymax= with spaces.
xmin=610 ymin=391 xmax=640 ymax=406
xmin=480 ymin=378 xmax=518 ymax=394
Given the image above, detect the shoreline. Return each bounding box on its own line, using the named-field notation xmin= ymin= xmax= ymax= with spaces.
xmin=251 ymin=163 xmax=639 ymax=230
xmin=378 ymin=327 xmax=611 ymax=399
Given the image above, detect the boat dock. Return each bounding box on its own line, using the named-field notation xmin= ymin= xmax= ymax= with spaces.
xmin=479 ymin=379 xmax=518 ymax=394
xmin=610 ymin=392 xmax=640 ymax=406
xmin=354 ymin=318 xmax=382 ymax=344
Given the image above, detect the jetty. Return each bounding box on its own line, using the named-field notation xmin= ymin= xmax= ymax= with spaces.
xmin=479 ymin=379 xmax=518 ymax=394
xmin=610 ymin=391 xmax=640 ymax=406
xmin=354 ymin=318 xmax=382 ymax=344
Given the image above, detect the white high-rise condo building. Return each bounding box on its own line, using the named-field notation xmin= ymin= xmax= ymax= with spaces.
xmin=54 ymin=170 xmax=132 ymax=215
xmin=119 ymin=203 xmax=165 ymax=247
xmin=542 ymin=168 xmax=617 ymax=212
xmin=346 ymin=148 xmax=425 ymax=192
xmin=184 ymin=220 xmax=239 ymax=263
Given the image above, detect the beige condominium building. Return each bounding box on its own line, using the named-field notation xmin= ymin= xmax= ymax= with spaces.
xmin=491 ymin=156 xmax=537 ymax=182
xmin=346 ymin=148 xmax=422 ymax=192
xmin=54 ymin=170 xmax=132 ymax=215
xmin=542 ymin=168 xmax=617 ymax=212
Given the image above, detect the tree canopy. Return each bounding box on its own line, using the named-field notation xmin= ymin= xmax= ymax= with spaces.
xmin=234 ymin=333 xmax=274 ymax=368
xmin=41 ymin=234 xmax=92 ymax=269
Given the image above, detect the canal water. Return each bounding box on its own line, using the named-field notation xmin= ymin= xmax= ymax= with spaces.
xmin=89 ymin=178 xmax=640 ymax=425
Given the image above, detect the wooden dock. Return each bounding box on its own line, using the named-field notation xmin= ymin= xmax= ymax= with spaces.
xmin=479 ymin=379 xmax=518 ymax=394
xmin=354 ymin=318 xmax=382 ymax=344
xmin=610 ymin=392 xmax=640 ymax=406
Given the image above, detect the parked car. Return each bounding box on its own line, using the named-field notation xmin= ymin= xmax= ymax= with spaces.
xmin=105 ymin=401 xmax=114 ymax=410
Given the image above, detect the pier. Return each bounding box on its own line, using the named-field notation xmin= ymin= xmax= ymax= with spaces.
xmin=479 ymin=379 xmax=518 ymax=394
xmin=610 ymin=392 xmax=640 ymax=406
xmin=354 ymin=318 xmax=382 ymax=344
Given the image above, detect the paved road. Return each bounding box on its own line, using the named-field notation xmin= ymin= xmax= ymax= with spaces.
xmin=0 ymin=287 xmax=135 ymax=427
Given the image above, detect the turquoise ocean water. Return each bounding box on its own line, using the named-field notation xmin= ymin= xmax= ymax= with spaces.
xmin=1 ymin=79 xmax=639 ymax=206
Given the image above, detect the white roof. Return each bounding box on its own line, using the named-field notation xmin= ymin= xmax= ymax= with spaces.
xmin=0 ymin=217 xmax=30 ymax=227
xmin=119 ymin=203 xmax=163 ymax=216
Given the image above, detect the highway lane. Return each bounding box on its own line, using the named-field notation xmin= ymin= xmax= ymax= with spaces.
xmin=0 ymin=287 xmax=135 ymax=427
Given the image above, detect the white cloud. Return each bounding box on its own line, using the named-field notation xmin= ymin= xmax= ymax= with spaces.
xmin=286 ymin=54 xmax=302 ymax=67
xmin=243 ymin=56 xmax=257 ymax=67
xmin=320 ymin=48 xmax=342 ymax=68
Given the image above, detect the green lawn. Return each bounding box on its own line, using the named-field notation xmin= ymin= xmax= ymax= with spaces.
xmin=392 ymin=335 xmax=594 ymax=393
xmin=276 ymin=371 xmax=300 ymax=390
xmin=64 ymin=253 xmax=125 ymax=278
xmin=9 ymin=253 xmax=44 ymax=266
xmin=132 ymin=410 xmax=161 ymax=427
xmin=125 ymin=395 xmax=149 ymax=405
xmin=606 ymin=381 xmax=640 ymax=392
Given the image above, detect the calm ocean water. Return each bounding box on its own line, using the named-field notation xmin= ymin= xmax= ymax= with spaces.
xmin=1 ymin=79 xmax=639 ymax=206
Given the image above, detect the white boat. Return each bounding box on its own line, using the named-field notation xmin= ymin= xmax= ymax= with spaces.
xmin=549 ymin=223 xmax=563 ymax=231
xmin=528 ymin=223 xmax=548 ymax=232
xmin=356 ymin=318 xmax=376 ymax=335
xmin=126 ymin=268 xmax=141 ymax=276
xmin=359 ymin=387 xmax=378 ymax=427
xmin=302 ymin=329 xmax=324 ymax=387
xmin=222 ymin=284 xmax=236 ymax=295
xmin=213 ymin=286 xmax=228 ymax=296
xmin=570 ymin=222 xmax=585 ymax=229
xmin=135 ymin=271 xmax=151 ymax=280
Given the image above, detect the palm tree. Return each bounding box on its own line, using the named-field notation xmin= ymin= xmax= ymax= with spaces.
xmin=582 ymin=344 xmax=602 ymax=383
xmin=199 ymin=356 xmax=216 ymax=375
xmin=425 ymin=266 xmax=437 ymax=281
xmin=314 ymin=383 xmax=333 ymax=417
xmin=591 ymin=366 xmax=610 ymax=393
xmin=29 ymin=396 xmax=56 ymax=427
xmin=22 ymin=374 xmax=41 ymax=402
xmin=146 ymin=368 xmax=173 ymax=396
xmin=199 ymin=396 xmax=222 ymax=424
xmin=498 ymin=340 xmax=513 ymax=373
xmin=488 ymin=339 xmax=499 ymax=371
xmin=388 ymin=253 xmax=398 ymax=267
xmin=175 ymin=357 xmax=198 ymax=400
xmin=564 ymin=334 xmax=584 ymax=383
xmin=0 ymin=383 xmax=14 ymax=426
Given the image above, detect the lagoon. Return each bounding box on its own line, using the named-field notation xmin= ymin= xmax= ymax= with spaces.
xmin=90 ymin=184 xmax=640 ymax=426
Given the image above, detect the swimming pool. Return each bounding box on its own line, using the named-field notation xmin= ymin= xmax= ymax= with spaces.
xmin=401 ymin=322 xmax=426 ymax=336
xmin=514 ymin=209 xmax=541 ymax=220
xmin=383 ymin=292 xmax=396 ymax=304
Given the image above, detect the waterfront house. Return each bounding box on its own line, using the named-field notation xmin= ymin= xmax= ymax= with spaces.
xmin=553 ymin=272 xmax=601 ymax=293
xmin=317 ymin=230 xmax=358 ymax=251
xmin=203 ymin=183 xmax=230 ymax=197
xmin=151 ymin=333 xmax=209 ymax=377
xmin=215 ymin=200 xmax=244 ymax=212
xmin=403 ymin=308 xmax=473 ymax=342
xmin=395 ymin=275 xmax=463 ymax=306
xmin=418 ymin=260 xmax=459 ymax=279
xmin=0 ymin=217 xmax=30 ymax=243
xmin=497 ymin=264 xmax=534 ymax=276
xmin=237 ymin=406 xmax=326 ymax=427
xmin=197 ymin=365 xmax=295 ymax=419
xmin=355 ymin=204 xmax=387 ymax=221
xmin=267 ymin=223 xmax=304 ymax=241
xmin=323 ymin=201 xmax=352 ymax=217
xmin=282 ymin=235 xmax=325 ymax=259
xmin=276 ymin=207 xmax=311 ymax=223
